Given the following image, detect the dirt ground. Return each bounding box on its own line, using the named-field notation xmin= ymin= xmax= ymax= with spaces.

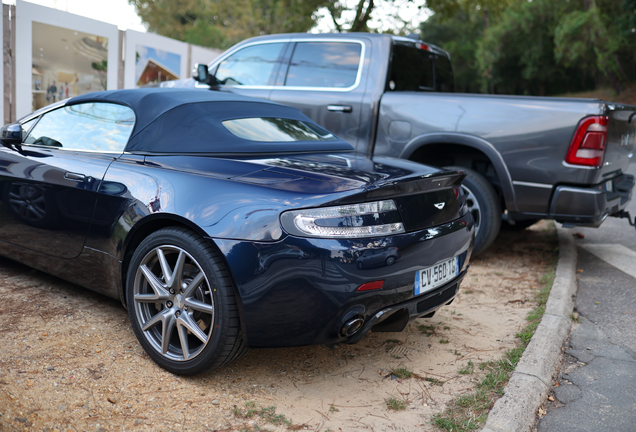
xmin=0 ymin=221 xmax=557 ymax=432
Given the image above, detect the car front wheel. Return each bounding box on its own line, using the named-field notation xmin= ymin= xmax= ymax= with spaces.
xmin=126 ymin=227 xmax=247 ymax=375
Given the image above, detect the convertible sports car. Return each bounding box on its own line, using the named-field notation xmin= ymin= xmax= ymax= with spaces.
xmin=0 ymin=89 xmax=474 ymax=374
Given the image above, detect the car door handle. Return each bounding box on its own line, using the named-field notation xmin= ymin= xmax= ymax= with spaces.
xmin=327 ymin=105 xmax=353 ymax=113
xmin=64 ymin=172 xmax=86 ymax=181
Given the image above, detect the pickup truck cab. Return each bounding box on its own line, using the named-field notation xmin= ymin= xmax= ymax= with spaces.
xmin=177 ymin=32 xmax=636 ymax=254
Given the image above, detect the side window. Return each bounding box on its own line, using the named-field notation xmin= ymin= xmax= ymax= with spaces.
xmin=284 ymin=42 xmax=362 ymax=89
xmin=215 ymin=43 xmax=285 ymax=86
xmin=24 ymin=103 xmax=135 ymax=152
xmin=388 ymin=44 xmax=434 ymax=92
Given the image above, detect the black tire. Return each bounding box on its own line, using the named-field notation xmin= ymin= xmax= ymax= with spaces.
xmin=446 ymin=166 xmax=501 ymax=256
xmin=385 ymin=256 xmax=396 ymax=266
xmin=126 ymin=227 xmax=247 ymax=375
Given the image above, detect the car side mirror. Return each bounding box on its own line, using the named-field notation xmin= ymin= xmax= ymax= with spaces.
xmin=193 ymin=63 xmax=218 ymax=87
xmin=0 ymin=123 xmax=22 ymax=148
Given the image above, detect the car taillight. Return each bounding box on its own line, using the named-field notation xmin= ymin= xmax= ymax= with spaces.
xmin=565 ymin=116 xmax=608 ymax=168
xmin=280 ymin=199 xmax=405 ymax=238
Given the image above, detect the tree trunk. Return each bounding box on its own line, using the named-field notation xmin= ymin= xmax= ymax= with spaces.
xmin=350 ymin=0 xmax=374 ymax=32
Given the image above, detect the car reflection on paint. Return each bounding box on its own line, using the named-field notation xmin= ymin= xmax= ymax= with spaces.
xmin=258 ymin=246 xmax=307 ymax=270
xmin=356 ymin=246 xmax=401 ymax=269
xmin=0 ymin=88 xmax=474 ymax=375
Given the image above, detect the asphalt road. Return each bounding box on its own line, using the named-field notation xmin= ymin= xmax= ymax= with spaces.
xmin=537 ymin=162 xmax=636 ymax=432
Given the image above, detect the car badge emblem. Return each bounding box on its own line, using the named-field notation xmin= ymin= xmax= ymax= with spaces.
xmin=434 ymin=203 xmax=445 ymax=210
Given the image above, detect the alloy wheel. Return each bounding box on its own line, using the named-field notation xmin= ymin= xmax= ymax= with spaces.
xmin=132 ymin=245 xmax=215 ymax=362
xmin=462 ymin=184 xmax=481 ymax=238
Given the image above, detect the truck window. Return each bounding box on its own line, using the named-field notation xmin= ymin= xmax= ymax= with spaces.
xmin=215 ymin=43 xmax=285 ymax=86
xmin=284 ymin=42 xmax=361 ymax=89
xmin=434 ymin=55 xmax=455 ymax=92
xmin=388 ymin=44 xmax=454 ymax=92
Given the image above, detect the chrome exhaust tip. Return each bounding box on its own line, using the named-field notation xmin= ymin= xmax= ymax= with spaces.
xmin=340 ymin=317 xmax=364 ymax=337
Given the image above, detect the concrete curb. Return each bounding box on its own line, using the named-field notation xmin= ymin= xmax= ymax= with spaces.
xmin=480 ymin=224 xmax=577 ymax=432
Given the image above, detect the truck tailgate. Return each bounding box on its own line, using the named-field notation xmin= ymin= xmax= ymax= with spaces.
xmin=602 ymin=105 xmax=636 ymax=179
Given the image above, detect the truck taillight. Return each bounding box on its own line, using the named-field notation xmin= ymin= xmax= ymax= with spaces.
xmin=565 ymin=116 xmax=608 ymax=168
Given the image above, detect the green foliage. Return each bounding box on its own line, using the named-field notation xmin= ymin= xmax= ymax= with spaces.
xmin=391 ymin=367 xmax=413 ymax=379
xmin=91 ymin=60 xmax=108 ymax=90
xmin=476 ymin=0 xmax=586 ymax=95
xmin=233 ymin=401 xmax=293 ymax=428
xmin=424 ymin=377 xmax=445 ymax=386
xmin=422 ymin=0 xmax=636 ymax=95
xmin=324 ymin=0 xmax=426 ymax=33
xmin=385 ymin=396 xmax=408 ymax=410
xmin=458 ymin=360 xmax=475 ymax=375
xmin=417 ymin=323 xmax=437 ymax=336
xmin=129 ymin=0 xmax=329 ymax=49
xmin=91 ymin=60 xmax=107 ymax=72
xmin=554 ymin=1 xmax=630 ymax=93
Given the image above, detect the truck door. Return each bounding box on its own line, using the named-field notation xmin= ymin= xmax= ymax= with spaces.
xmin=209 ymin=41 xmax=288 ymax=101
xmin=268 ymin=40 xmax=367 ymax=149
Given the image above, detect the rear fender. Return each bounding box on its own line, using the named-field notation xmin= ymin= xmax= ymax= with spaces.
xmin=399 ymin=132 xmax=517 ymax=212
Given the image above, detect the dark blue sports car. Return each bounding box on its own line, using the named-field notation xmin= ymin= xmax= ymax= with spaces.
xmin=0 ymin=89 xmax=474 ymax=374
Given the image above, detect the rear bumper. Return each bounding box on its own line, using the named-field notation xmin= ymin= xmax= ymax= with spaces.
xmin=344 ymin=272 xmax=466 ymax=344
xmin=213 ymin=213 xmax=474 ymax=348
xmin=549 ymin=174 xmax=635 ymax=227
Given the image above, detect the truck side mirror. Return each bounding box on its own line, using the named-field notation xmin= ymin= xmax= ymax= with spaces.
xmin=0 ymin=123 xmax=22 ymax=148
xmin=193 ymin=63 xmax=218 ymax=86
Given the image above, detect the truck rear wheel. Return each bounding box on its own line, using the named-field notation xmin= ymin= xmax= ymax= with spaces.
xmin=446 ymin=166 xmax=501 ymax=256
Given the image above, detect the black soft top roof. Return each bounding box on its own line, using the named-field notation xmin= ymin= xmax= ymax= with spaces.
xmin=68 ymin=88 xmax=353 ymax=154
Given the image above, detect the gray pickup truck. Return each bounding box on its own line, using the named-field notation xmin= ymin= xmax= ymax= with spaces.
xmin=169 ymin=32 xmax=636 ymax=254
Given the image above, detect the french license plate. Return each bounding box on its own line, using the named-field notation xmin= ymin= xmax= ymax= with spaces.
xmin=414 ymin=256 xmax=459 ymax=296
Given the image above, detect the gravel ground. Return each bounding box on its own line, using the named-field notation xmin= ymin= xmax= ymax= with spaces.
xmin=0 ymin=221 xmax=557 ymax=432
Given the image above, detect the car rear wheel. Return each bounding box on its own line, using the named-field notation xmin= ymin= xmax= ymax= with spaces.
xmin=446 ymin=166 xmax=501 ymax=256
xmin=126 ymin=227 xmax=247 ymax=375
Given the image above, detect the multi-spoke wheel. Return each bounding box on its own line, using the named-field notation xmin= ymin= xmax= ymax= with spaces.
xmin=127 ymin=227 xmax=247 ymax=374
xmin=446 ymin=166 xmax=501 ymax=256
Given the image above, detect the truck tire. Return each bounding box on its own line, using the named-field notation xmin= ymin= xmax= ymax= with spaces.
xmin=501 ymin=219 xmax=539 ymax=231
xmin=446 ymin=166 xmax=501 ymax=256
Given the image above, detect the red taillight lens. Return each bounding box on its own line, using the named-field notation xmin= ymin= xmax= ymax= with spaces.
xmin=357 ymin=280 xmax=384 ymax=291
xmin=416 ymin=43 xmax=430 ymax=51
xmin=565 ymin=116 xmax=608 ymax=167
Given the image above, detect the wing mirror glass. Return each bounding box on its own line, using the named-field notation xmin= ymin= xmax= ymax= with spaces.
xmin=0 ymin=123 xmax=22 ymax=148
xmin=193 ymin=63 xmax=218 ymax=87
xmin=195 ymin=64 xmax=209 ymax=82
